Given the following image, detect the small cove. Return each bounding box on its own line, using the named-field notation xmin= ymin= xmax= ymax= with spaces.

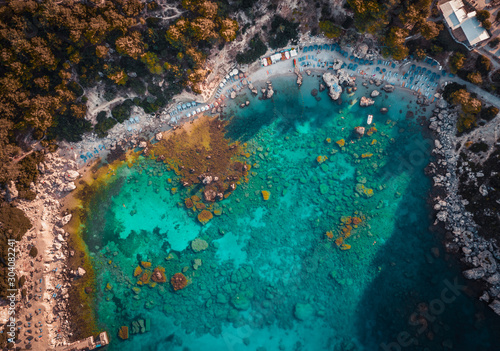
xmin=80 ymin=75 xmax=500 ymax=350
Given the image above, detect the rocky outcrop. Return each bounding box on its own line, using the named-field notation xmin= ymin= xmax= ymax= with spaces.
xmin=370 ymin=90 xmax=380 ymax=98
xmin=155 ymin=132 xmax=163 ymax=141
xmin=360 ymin=96 xmax=374 ymax=107
xmin=354 ymin=126 xmax=365 ymax=137
xmin=6 ymin=181 xmax=19 ymax=202
xmin=248 ymin=83 xmax=258 ymax=95
xmin=64 ymin=170 xmax=79 ymax=181
xmin=294 ymin=65 xmax=302 ymax=87
xmin=429 ymin=100 xmax=500 ymax=317
xmin=383 ymin=84 xmax=395 ymax=93
xmin=263 ymin=81 xmax=274 ymax=99
xmin=203 ymin=188 xmax=217 ymax=202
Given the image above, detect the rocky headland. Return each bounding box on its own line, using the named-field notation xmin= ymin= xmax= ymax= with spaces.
xmin=428 ymin=100 xmax=500 ymax=316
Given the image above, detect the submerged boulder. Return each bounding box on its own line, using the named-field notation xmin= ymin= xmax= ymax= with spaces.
xmin=294 ymin=303 xmax=314 ymax=320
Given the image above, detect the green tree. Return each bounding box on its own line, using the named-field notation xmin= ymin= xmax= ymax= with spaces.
xmin=476 ymin=55 xmax=491 ymax=74
xmin=467 ymin=72 xmax=483 ymax=85
xmin=449 ymin=52 xmax=465 ymax=73
xmin=477 ymin=10 xmax=490 ymax=22
xmin=420 ymin=22 xmax=442 ymax=40
xmin=236 ymin=35 xmax=267 ymax=64
xmin=319 ymin=20 xmax=342 ymax=38
xmin=383 ymin=26 xmax=409 ymax=60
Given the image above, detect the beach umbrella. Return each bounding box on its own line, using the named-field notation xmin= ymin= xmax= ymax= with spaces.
xmin=314 ymin=45 xmax=318 ymax=50
xmin=382 ymin=68 xmax=386 ymax=72
xmin=376 ymin=67 xmax=380 ymax=71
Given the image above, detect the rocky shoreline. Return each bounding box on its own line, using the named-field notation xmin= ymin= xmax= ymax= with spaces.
xmin=428 ymin=101 xmax=500 ymax=316
xmin=8 ymin=150 xmax=93 ymax=349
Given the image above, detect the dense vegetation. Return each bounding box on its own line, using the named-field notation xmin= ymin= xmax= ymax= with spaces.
xmin=0 ymin=0 xmax=239 ymax=194
xmin=268 ymin=15 xmax=299 ymax=49
xmin=0 ymin=204 xmax=32 ymax=300
xmin=236 ymin=34 xmax=267 ymax=64
xmin=346 ymin=0 xmax=436 ymax=59
xmin=442 ymin=82 xmax=499 ymax=133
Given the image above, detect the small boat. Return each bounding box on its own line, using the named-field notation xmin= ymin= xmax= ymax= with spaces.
xmin=367 ymin=114 xmax=373 ymax=125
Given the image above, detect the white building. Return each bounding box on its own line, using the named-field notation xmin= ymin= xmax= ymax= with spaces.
xmin=439 ymin=0 xmax=490 ymax=46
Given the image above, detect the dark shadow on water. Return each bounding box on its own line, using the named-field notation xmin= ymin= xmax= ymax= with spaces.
xmin=353 ymin=139 xmax=500 ymax=351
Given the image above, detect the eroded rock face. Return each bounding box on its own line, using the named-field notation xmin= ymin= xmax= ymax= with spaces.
xmin=323 ymin=72 xmax=342 ymax=101
xmin=65 ymin=170 xmax=79 ymax=181
xmin=203 ymin=188 xmax=217 ymax=202
xmin=77 ymin=267 xmax=86 ymax=277
xmin=354 ymin=126 xmax=365 ymax=137
xmin=382 ymin=84 xmax=395 ymax=93
xmin=463 ymin=267 xmax=485 ymax=280
xmin=6 ymin=181 xmax=18 ymax=202
xmin=360 ymin=96 xmax=374 ymax=107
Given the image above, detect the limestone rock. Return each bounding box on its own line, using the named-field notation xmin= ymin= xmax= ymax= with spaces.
xmin=230 ymin=91 xmax=236 ymax=99
xmin=59 ymin=214 xmax=72 ymax=227
xmin=65 ymin=170 xmax=79 ymax=181
xmin=77 ymin=267 xmax=86 ymax=277
xmin=437 ymin=99 xmax=447 ymax=109
xmin=463 ymin=267 xmax=485 ymax=280
xmin=354 ymin=126 xmax=365 ymax=137
xmin=382 ymin=85 xmax=395 ymax=93
xmin=436 ymin=211 xmax=447 ymax=222
xmin=6 ymin=181 xmax=18 ymax=202
xmin=155 ymin=132 xmax=163 ymax=141
xmin=370 ymin=90 xmax=380 ymax=98
xmin=139 ymin=141 xmax=147 ymax=148
xmin=486 ymin=273 xmax=500 ymax=285
xmin=478 ymin=251 xmax=497 ymax=273
xmin=360 ymin=96 xmax=374 ymax=107
xmin=203 ymin=188 xmax=217 ymax=202
xmin=64 ymin=182 xmax=76 ymax=192
xmin=322 ymin=72 xmax=342 ymax=101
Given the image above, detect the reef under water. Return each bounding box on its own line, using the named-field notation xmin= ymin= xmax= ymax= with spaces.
xmin=79 ymin=76 xmax=500 ymax=351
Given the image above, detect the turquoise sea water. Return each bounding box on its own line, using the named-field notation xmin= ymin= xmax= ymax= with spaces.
xmin=83 ymin=75 xmax=500 ymax=351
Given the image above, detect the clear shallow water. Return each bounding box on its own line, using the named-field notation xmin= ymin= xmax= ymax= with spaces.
xmin=82 ymin=75 xmax=500 ymax=351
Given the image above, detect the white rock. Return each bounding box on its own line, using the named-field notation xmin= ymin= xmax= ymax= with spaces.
xmin=64 ymin=170 xmax=79 ymax=181
xmin=436 ymin=211 xmax=447 ymax=222
xmin=59 ymin=214 xmax=72 ymax=227
xmin=463 ymin=267 xmax=485 ymax=280
xmin=139 ymin=141 xmax=147 ymax=148
xmin=360 ymin=96 xmax=375 ymax=107
xmin=155 ymin=132 xmax=163 ymax=141
xmin=6 ymin=181 xmax=18 ymax=201
xmin=64 ymin=182 xmax=76 ymax=192
xmin=77 ymin=267 xmax=86 ymax=277
xmin=370 ymin=90 xmax=380 ymax=98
